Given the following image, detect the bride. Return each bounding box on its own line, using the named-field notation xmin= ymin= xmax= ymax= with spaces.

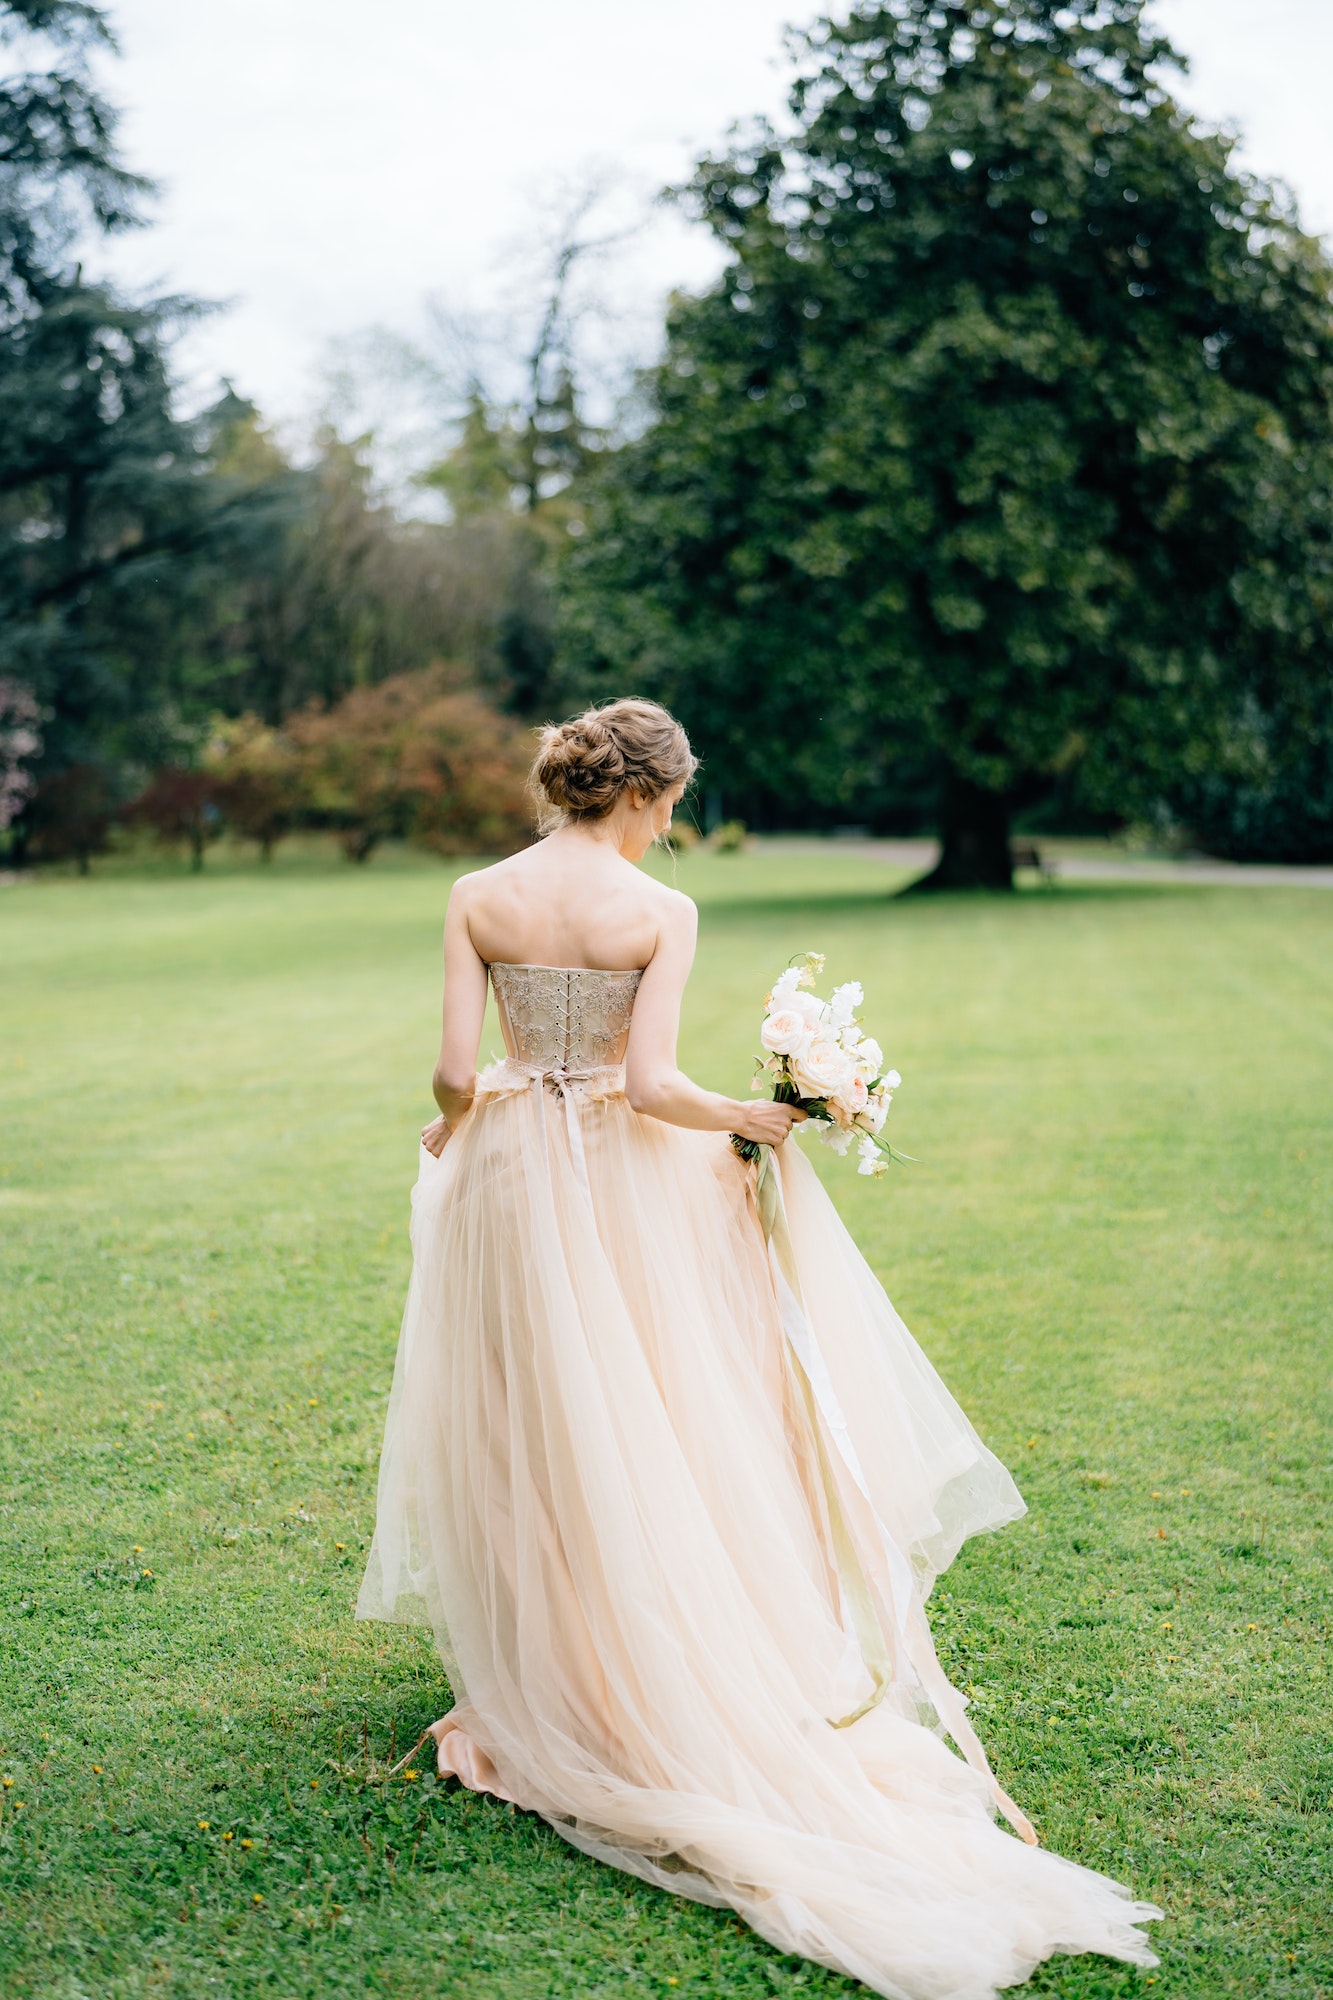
xmin=357 ymin=698 xmax=1160 ymax=1998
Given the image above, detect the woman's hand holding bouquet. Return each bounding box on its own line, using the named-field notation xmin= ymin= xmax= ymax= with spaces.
xmin=731 ymin=952 xmax=905 ymax=1177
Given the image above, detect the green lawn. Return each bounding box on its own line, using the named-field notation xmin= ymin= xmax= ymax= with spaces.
xmin=1 ymin=846 xmax=1330 ymax=2000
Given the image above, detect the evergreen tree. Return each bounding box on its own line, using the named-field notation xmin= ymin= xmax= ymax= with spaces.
xmin=0 ymin=1 xmax=291 ymax=854
xmin=560 ymin=0 xmax=1333 ymax=882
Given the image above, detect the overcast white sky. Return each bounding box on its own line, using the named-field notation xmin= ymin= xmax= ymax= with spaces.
xmin=81 ymin=0 xmax=1333 ymax=436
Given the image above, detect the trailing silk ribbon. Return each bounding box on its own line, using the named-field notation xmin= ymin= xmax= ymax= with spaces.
xmin=476 ymin=1057 xmax=625 ymax=1199
xmin=753 ymin=1146 xmax=1038 ymax=1845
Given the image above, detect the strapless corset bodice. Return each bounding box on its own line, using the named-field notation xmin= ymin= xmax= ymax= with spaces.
xmin=489 ymin=963 xmax=642 ymax=1071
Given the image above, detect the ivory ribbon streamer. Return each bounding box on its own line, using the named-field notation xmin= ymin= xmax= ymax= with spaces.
xmin=477 ymin=1058 xmax=625 ymax=1199
xmin=753 ymin=1146 xmax=1038 ymax=1845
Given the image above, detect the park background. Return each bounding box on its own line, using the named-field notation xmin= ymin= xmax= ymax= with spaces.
xmin=2 ymin=3 xmax=1331 ymax=1997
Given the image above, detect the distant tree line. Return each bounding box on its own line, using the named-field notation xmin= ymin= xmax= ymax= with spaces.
xmin=0 ymin=0 xmax=554 ymax=869
xmin=5 ymin=0 xmax=1332 ymax=886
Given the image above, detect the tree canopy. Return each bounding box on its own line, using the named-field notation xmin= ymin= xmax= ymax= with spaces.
xmin=560 ymin=0 xmax=1333 ymax=880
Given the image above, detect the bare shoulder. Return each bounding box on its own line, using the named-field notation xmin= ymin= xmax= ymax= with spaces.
xmin=447 ymin=851 xmax=525 ymax=910
xmin=648 ymin=880 xmax=698 ymax=942
xmin=444 ymin=864 xmax=484 ymax=919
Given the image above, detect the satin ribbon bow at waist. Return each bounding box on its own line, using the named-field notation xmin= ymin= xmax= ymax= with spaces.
xmin=475 ymin=1057 xmax=626 ymax=1195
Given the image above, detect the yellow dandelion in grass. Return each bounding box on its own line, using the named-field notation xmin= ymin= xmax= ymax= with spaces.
xmin=308 ymin=1398 xmax=318 ymax=1407
xmin=1166 ymin=1654 xmax=1178 ymax=1663
xmin=2 ymin=1777 xmax=12 ymax=1788
xmin=222 ymin=1831 xmax=234 ymax=1842
xmin=1151 ymin=1491 xmax=1162 ymax=1499
xmin=141 ymin=1568 xmax=154 ymax=1579
xmin=252 ymin=1893 xmax=264 ymax=1905
xmin=13 ymin=1801 xmax=24 ymax=1811
xmin=198 ymin=1820 xmax=210 ymax=1831
xmin=404 ymin=1769 xmax=420 ymax=1782
xmin=92 ymin=1765 xmax=102 ymax=1776
xmin=1247 ymin=1622 xmax=1259 ymax=1632
xmin=133 ymin=1545 xmax=144 ymax=1554
xmin=240 ymin=1837 xmax=253 ymax=1849
xmin=1161 ymin=1621 xmax=1173 ymax=1632
xmin=334 ymin=1542 xmax=345 ymax=1552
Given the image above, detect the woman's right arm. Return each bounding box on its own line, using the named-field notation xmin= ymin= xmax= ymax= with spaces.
xmin=624 ymin=895 xmax=802 ymax=1146
xmin=422 ymin=879 xmax=489 ymax=1155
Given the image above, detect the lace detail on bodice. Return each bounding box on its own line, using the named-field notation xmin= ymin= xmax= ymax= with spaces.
xmin=490 ymin=963 xmax=642 ymax=1071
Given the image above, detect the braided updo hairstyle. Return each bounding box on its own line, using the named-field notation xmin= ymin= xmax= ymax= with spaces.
xmin=531 ymin=699 xmax=697 ymax=829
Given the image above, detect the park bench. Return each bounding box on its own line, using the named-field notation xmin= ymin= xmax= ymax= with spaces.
xmin=1010 ymin=842 xmax=1058 ymax=880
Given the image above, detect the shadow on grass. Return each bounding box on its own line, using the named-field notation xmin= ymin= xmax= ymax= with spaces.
xmin=696 ymin=881 xmax=1208 ymax=924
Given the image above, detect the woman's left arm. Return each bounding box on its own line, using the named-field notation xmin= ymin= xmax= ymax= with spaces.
xmin=624 ymin=894 xmax=802 ymax=1144
xmin=422 ymin=879 xmax=489 ymax=1156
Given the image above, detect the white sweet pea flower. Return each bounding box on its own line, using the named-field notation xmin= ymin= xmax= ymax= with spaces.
xmin=828 ymin=981 xmax=863 ymax=1029
xmin=856 ymin=1086 xmax=890 ymax=1135
xmin=768 ymin=966 xmax=802 ymax=1006
xmin=856 ymin=1135 xmax=881 ymax=1176
xmin=819 ymin=1123 xmax=855 ymax=1155
xmin=855 ymin=1036 xmax=883 ymax=1078
xmin=761 ymin=1007 xmax=814 ymax=1057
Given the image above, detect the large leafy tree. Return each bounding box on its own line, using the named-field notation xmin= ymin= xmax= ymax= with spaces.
xmin=561 ymin=0 xmax=1333 ymax=882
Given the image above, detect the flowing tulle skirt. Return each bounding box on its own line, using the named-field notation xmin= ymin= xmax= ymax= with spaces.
xmin=358 ymin=1076 xmax=1160 ymax=1998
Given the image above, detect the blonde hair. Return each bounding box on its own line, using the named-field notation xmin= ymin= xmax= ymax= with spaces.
xmin=531 ymin=699 xmax=697 ymax=828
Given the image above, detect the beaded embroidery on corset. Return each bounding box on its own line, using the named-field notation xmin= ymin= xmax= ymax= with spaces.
xmin=490 ymin=963 xmax=642 ymax=1071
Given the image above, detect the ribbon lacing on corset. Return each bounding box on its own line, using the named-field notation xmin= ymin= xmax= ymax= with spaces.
xmin=476 ymin=1056 xmax=625 ymax=1196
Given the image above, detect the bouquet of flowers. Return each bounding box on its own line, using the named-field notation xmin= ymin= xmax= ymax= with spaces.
xmin=731 ymin=952 xmax=906 ymax=1177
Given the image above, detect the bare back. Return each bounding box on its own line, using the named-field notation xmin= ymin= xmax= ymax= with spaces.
xmin=428 ymin=821 xmax=706 ymax=1124
xmin=426 ymin=812 xmax=800 ymax=1153
xmin=458 ymin=837 xmax=678 ymax=973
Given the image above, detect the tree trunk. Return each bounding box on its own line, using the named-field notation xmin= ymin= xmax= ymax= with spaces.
xmin=342 ymin=827 xmax=379 ymax=864
xmin=908 ymin=767 xmax=1013 ymax=892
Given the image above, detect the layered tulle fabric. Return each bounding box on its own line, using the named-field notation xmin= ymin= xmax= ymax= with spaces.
xmin=359 ymin=1040 xmax=1160 ymax=1997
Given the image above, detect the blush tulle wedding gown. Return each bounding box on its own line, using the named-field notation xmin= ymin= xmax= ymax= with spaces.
xmin=358 ymin=964 xmax=1160 ymax=1997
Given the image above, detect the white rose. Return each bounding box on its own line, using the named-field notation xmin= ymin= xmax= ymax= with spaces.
xmin=782 ymin=989 xmax=827 ymax=1026
xmin=788 ymin=1036 xmax=856 ymax=1101
xmin=835 ymin=1074 xmax=869 ymax=1118
xmin=760 ymin=1007 xmax=813 ymax=1057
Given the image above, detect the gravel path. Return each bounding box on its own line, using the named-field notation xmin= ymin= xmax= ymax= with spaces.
xmin=759 ymin=836 xmax=1333 ymax=888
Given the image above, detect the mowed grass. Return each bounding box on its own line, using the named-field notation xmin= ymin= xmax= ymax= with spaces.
xmin=1 ymin=844 xmax=1330 ymax=2000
